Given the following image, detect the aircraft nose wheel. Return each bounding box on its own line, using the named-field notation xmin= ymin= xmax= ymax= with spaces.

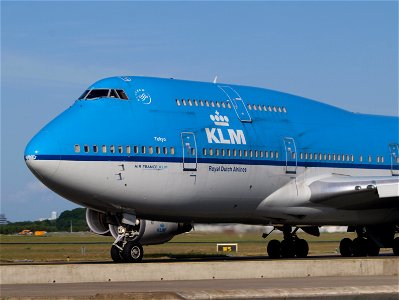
xmin=110 ymin=242 xmax=125 ymax=263
xmin=122 ymin=241 xmax=144 ymax=263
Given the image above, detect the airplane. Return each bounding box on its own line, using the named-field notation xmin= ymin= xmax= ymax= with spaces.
xmin=25 ymin=75 xmax=399 ymax=262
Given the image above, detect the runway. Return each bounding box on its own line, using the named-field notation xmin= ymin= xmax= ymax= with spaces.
xmin=1 ymin=276 xmax=398 ymax=299
xmin=1 ymin=256 xmax=398 ymax=299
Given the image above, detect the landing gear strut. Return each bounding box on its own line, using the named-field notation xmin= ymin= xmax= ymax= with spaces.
xmin=266 ymin=225 xmax=309 ymax=258
xmin=110 ymin=225 xmax=144 ymax=263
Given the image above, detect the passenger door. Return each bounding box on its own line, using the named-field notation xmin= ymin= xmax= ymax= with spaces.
xmin=181 ymin=132 xmax=197 ymax=171
xmin=218 ymin=85 xmax=252 ymax=123
xmin=283 ymin=137 xmax=297 ymax=174
xmin=388 ymin=143 xmax=399 ymax=176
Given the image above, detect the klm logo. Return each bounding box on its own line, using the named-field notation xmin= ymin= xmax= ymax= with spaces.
xmin=205 ymin=111 xmax=247 ymax=145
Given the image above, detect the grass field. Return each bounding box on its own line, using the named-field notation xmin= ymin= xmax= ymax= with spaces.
xmin=2 ymin=230 xmax=393 ymax=264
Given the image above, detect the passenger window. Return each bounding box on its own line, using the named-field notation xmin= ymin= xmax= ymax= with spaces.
xmin=227 ymin=149 xmax=231 ymax=156
xmin=221 ymin=149 xmax=226 ymax=156
xmin=368 ymin=155 xmax=372 ymax=163
xmin=273 ymin=106 xmax=277 ymax=112
xmin=93 ymin=145 xmax=98 ymax=153
xmin=182 ymin=99 xmax=187 ymax=106
xmin=116 ymin=90 xmax=129 ymax=100
xmin=309 ymin=153 xmax=313 ymax=160
xmin=255 ymin=150 xmax=259 ymax=158
xmin=156 ymin=147 xmax=161 ymax=155
xmin=203 ymin=148 xmax=207 ymax=156
xmin=126 ymin=146 xmax=131 ymax=154
xmin=110 ymin=145 xmax=115 ymax=153
xmin=176 ymin=99 xmax=181 ymax=106
xmin=238 ymin=150 xmax=242 ymax=157
xmin=244 ymin=150 xmax=248 ymax=157
xmin=328 ymin=154 xmax=331 ymax=161
xmin=216 ymin=101 xmax=220 ymax=108
xmin=118 ymin=145 xmax=123 ymax=154
xmin=275 ymin=151 xmax=279 ymax=159
xmin=215 ymin=148 xmax=220 ymax=156
xmin=282 ymin=107 xmax=287 ymax=113
xmin=170 ymin=147 xmax=175 ymax=155
xmin=134 ymin=146 xmax=139 ymax=154
xmin=270 ymin=151 xmax=274 ymax=158
xmin=260 ymin=151 xmax=263 ymax=158
xmin=233 ymin=149 xmax=237 ymax=157
xmin=74 ymin=144 xmax=80 ymax=153
xmin=188 ymin=99 xmax=193 ymax=106
xmin=381 ymin=156 xmax=384 ymax=163
xmin=263 ymin=105 xmax=267 ymax=111
xmin=141 ymin=146 xmax=146 ymax=154
xmin=163 ymin=147 xmax=168 ymax=155
xmin=194 ymin=100 xmax=198 ymax=106
xmin=265 ymin=151 xmax=269 ymax=158
xmin=253 ymin=105 xmax=257 ymax=111
xmin=102 ymin=145 xmax=107 ymax=153
xmin=200 ymin=100 xmax=204 ymax=106
xmin=278 ymin=107 xmax=282 ymax=112
xmin=211 ymin=101 xmax=215 ymax=107
xmin=149 ymin=146 xmax=154 ymax=154
xmin=205 ymin=100 xmax=210 ymax=107
xmin=249 ymin=150 xmax=253 ymax=157
xmin=333 ymin=154 xmax=336 ymax=161
xmin=359 ymin=155 xmax=363 ymax=162
xmin=222 ymin=102 xmax=226 ymax=108
xmin=84 ymin=145 xmax=89 ymax=153
xmin=209 ymin=148 xmax=213 ymax=156
xmin=227 ymin=102 xmax=232 ymax=109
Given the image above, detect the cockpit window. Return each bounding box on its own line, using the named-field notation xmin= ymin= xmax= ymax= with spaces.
xmin=78 ymin=90 xmax=90 ymax=99
xmin=79 ymin=89 xmax=129 ymax=100
xmin=85 ymin=89 xmax=110 ymax=99
xmin=116 ymin=89 xmax=129 ymax=100
xmin=109 ymin=89 xmax=118 ymax=98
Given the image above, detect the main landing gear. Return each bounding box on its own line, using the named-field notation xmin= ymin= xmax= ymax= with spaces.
xmin=110 ymin=226 xmax=144 ymax=263
xmin=265 ymin=225 xmax=310 ymax=258
xmin=339 ymin=225 xmax=399 ymax=257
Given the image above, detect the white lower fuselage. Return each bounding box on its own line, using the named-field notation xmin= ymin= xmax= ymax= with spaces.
xmin=28 ymin=158 xmax=396 ymax=226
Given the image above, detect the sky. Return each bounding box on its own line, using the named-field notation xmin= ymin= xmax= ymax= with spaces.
xmin=1 ymin=1 xmax=398 ymax=222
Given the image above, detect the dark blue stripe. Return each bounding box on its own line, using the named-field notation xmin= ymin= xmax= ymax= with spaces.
xmin=30 ymin=154 xmax=396 ymax=171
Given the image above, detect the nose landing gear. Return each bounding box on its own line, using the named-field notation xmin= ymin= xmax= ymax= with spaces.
xmin=110 ymin=225 xmax=144 ymax=263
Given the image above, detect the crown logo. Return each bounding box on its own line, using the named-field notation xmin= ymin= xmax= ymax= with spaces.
xmin=210 ymin=111 xmax=229 ymax=126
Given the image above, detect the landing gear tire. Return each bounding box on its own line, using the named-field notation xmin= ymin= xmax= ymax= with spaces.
xmin=267 ymin=239 xmax=281 ymax=258
xmin=366 ymin=239 xmax=380 ymax=256
xmin=295 ymin=239 xmax=309 ymax=258
xmin=339 ymin=238 xmax=353 ymax=257
xmin=110 ymin=243 xmax=125 ymax=263
xmin=393 ymin=237 xmax=399 ymax=256
xmin=122 ymin=241 xmax=144 ymax=263
xmin=352 ymin=237 xmax=367 ymax=257
xmin=280 ymin=239 xmax=295 ymax=258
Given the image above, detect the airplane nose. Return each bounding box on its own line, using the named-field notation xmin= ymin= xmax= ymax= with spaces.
xmin=24 ymin=130 xmax=61 ymax=179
